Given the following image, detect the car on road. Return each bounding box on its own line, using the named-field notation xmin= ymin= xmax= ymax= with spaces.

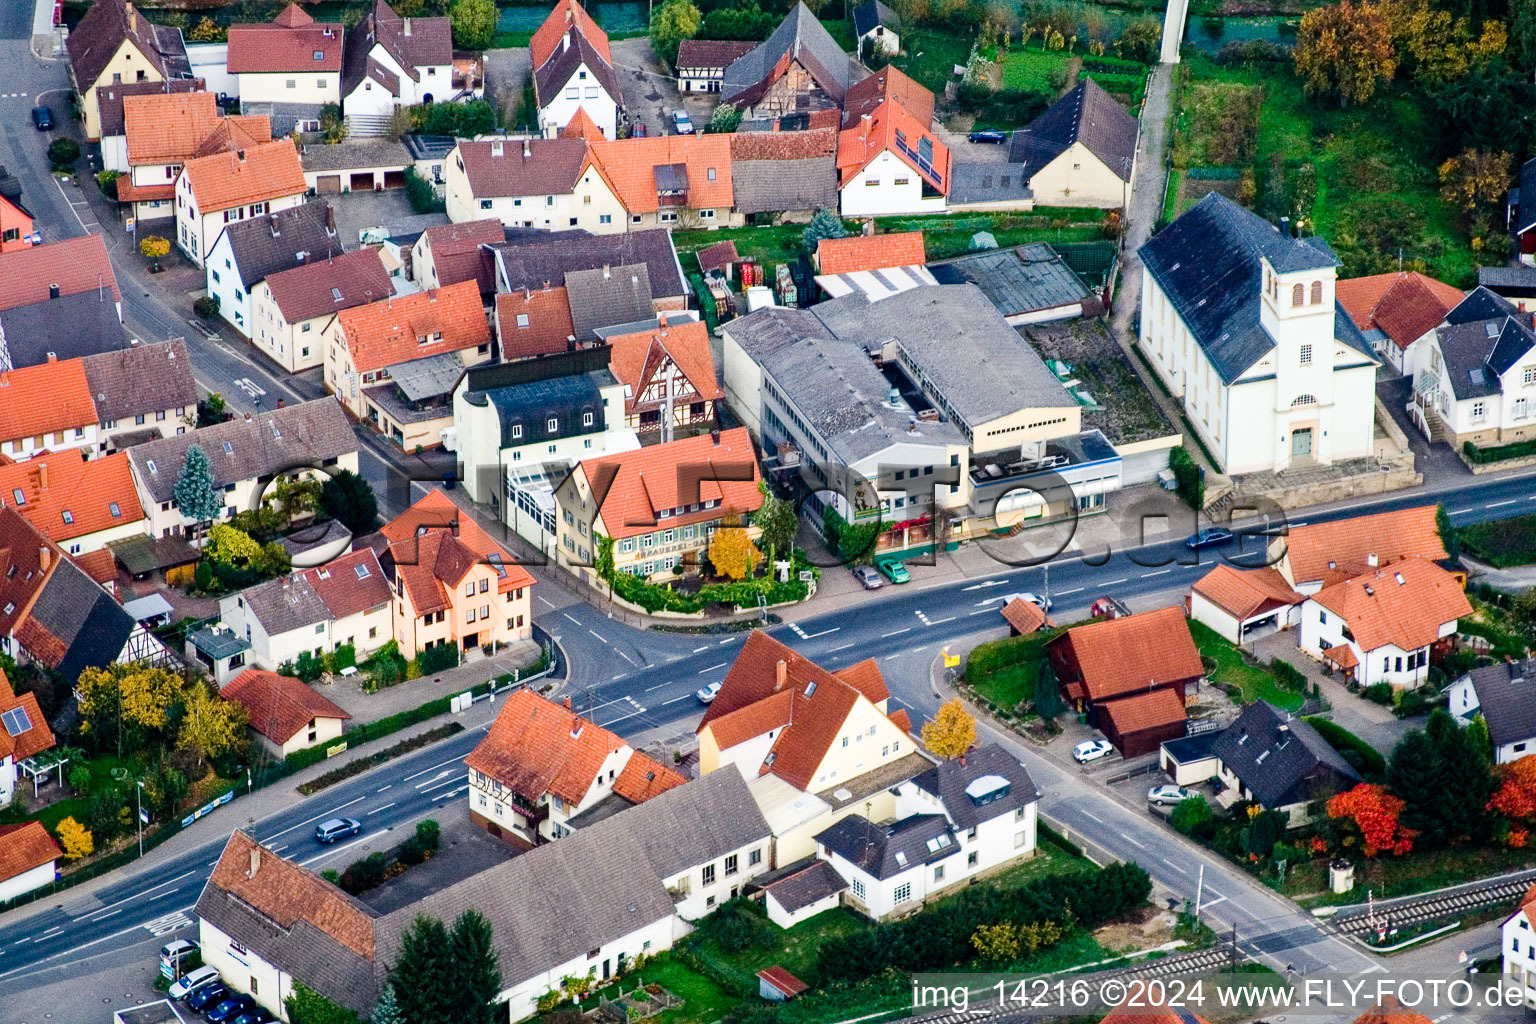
xmin=30 ymin=106 xmax=51 ymax=130
xmin=169 ymin=965 xmax=221 ymax=1001
xmin=879 ymin=561 xmax=910 ymax=584
xmin=207 ymin=995 xmax=256 ymax=1024
xmin=696 ymin=681 xmax=721 ymax=704
xmin=1185 ymin=527 xmax=1235 ymax=550
xmin=187 ymin=983 xmax=228 ymax=1014
xmin=672 ymin=109 xmax=694 ymax=134
xmin=1072 ymin=739 xmax=1115 ymax=764
xmin=314 ymin=817 xmax=362 ymax=843
xmin=968 ymin=129 xmax=1006 ymax=143
xmin=852 ymin=565 xmax=884 ymax=590
xmin=1003 ymin=592 xmax=1051 ymax=612
xmin=1147 ymin=784 xmax=1201 ymax=807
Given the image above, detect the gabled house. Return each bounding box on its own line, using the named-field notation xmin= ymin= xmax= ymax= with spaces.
xmin=218 ymin=549 xmax=393 ymax=671
xmin=1505 ymin=885 xmax=1536 ymax=1008
xmin=590 ymin=134 xmax=738 ymax=230
xmin=722 ymin=2 xmax=853 ymax=118
xmin=494 ymin=285 xmax=577 ymax=361
xmin=604 ymin=316 xmax=721 ymax=436
xmin=1299 ymin=557 xmax=1470 ymax=688
xmin=531 ymin=0 xmax=621 ymax=141
xmin=1008 ymin=79 xmax=1137 ymax=210
xmin=1203 ymin=700 xmax=1359 ymax=825
xmin=125 ymin=398 xmax=358 ymax=539
xmin=853 ymin=0 xmax=901 ymax=57
xmin=1479 ymin=265 xmax=1536 ymax=313
xmin=442 ymin=138 xmax=624 ymax=234
xmin=1137 ymin=192 xmax=1380 ymax=474
xmin=1188 ymin=564 xmax=1303 ymax=644
xmin=0 ymin=670 xmax=54 ymax=809
xmin=378 ymin=488 xmax=535 ymax=658
xmin=697 ymin=631 xmax=919 ymax=862
xmin=254 ymin=248 xmax=394 ymax=373
xmin=1271 ymin=505 xmax=1451 ymax=595
xmin=223 ymin=668 xmax=352 ymax=757
xmin=0 ymin=235 xmax=122 ymax=325
xmin=1450 ymin=656 xmax=1536 ymax=763
xmin=0 ymin=821 xmax=60 ymax=902
xmin=81 ymin=338 xmax=199 ymax=454
xmin=0 ymin=358 xmax=101 ymax=463
xmin=175 ymin=140 xmax=309 ymax=268
xmin=555 ymin=427 xmax=763 ymax=579
xmin=565 ymin=263 xmax=655 ymax=341
xmin=206 ymin=202 xmax=344 ymax=338
xmin=837 ymin=99 xmax=949 ymax=217
xmin=1412 ymin=286 xmax=1536 ymax=450
xmin=676 ymin=39 xmax=754 ymax=93
xmin=226 ymin=4 xmax=344 ymax=134
xmin=842 ymin=65 xmax=932 ymax=127
xmin=1048 ymin=606 xmax=1201 ymax=756
xmin=323 ymin=281 xmax=492 ymax=450
xmin=0 ymin=453 xmax=146 ymax=560
xmin=0 ymin=180 xmax=31 ymax=257
xmin=489 ymin=227 xmax=690 ymax=312
xmin=410 ymin=219 xmax=504 ymax=293
xmin=97 ymin=77 xmax=205 ymax=173
xmin=465 ymin=688 xmax=684 ymax=846
xmin=0 ymin=289 xmax=127 ymax=371
xmin=729 ymin=129 xmax=839 ymax=222
xmin=1335 ymin=270 xmax=1463 ymax=373
xmin=120 ymin=88 xmax=272 ymax=224
xmin=67 ymin=0 xmax=191 ymax=143
xmin=341 ymin=0 xmax=454 ymax=137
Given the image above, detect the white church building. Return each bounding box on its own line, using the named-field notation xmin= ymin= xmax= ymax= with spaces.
xmin=1136 ymin=193 xmax=1380 ymax=476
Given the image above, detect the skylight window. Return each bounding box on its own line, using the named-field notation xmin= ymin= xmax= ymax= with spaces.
xmin=11 ymin=489 xmax=23 ymax=505
xmin=147 ymin=460 xmax=158 ymax=474
xmin=332 ymin=287 xmax=343 ymax=302
xmin=355 ymin=563 xmax=371 ymax=579
xmin=925 ymin=834 xmax=951 ymax=853
xmin=61 ymin=510 xmax=73 ymax=525
xmin=110 ymin=502 xmax=121 ymax=517
xmin=224 ymin=442 xmax=234 ymax=454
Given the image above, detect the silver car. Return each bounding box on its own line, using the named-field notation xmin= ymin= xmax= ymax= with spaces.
xmin=1147 ymin=784 xmax=1201 ymax=807
xmin=314 ymin=817 xmax=362 ymax=843
xmin=852 ymin=565 xmax=883 ymax=590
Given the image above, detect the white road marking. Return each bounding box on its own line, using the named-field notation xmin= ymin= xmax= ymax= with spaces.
xmin=829 ymin=642 xmax=855 ymax=652
xmin=1160 ymin=858 xmax=1188 ymax=874
xmin=1450 ymin=507 xmax=1473 ymax=515
xmin=1141 ymin=569 xmax=1172 ymax=578
xmin=799 ymin=627 xmax=840 ymax=639
xmin=261 ymin=795 xmax=365 ymax=842
xmin=300 ymin=832 xmax=387 ymax=867
xmin=563 ymin=612 xmax=581 ymax=625
xmin=1199 ymin=894 xmax=1227 ymax=909
xmin=430 ymin=786 xmax=465 ymax=802
xmin=403 ymin=754 xmax=470 ymax=782
xmin=1104 ymin=578 xmax=1128 ymax=586
xmin=1055 ymin=587 xmax=1083 ymax=596
xmin=1487 ymin=500 xmax=1517 ymax=508
xmin=697 ymin=662 xmax=727 ymax=674
xmin=597 ymin=707 xmax=648 ymax=727
xmin=661 ymin=693 xmax=694 ymax=705
xmin=588 ymin=629 xmax=608 ymax=643
xmin=367 ymin=803 xmax=396 ymax=815
xmin=693 ymin=645 xmax=711 ymax=653
xmin=1080 ymin=810 xmax=1103 ymax=823
xmin=882 ymin=627 xmax=911 ymax=637
xmin=961 ymin=580 xmax=1008 ymax=590
xmin=645 ymin=681 xmax=672 ymax=692
xmin=72 ymin=871 xmax=196 ymax=922
xmin=1124 ymin=835 xmax=1146 ymax=849
xmin=538 ymin=595 xmax=556 ymax=608
xmin=718 ymin=636 xmax=738 ymax=644
xmin=376 ymin=784 xmax=391 ymax=793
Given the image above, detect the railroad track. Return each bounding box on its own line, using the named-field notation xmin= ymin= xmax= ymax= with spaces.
xmin=1329 ymin=871 xmax=1536 ymax=936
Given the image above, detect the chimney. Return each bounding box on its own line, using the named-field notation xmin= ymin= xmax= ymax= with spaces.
xmin=237 ymin=150 xmax=246 ymax=162
xmin=45 ymin=352 xmax=56 ymax=363
xmin=658 ymin=312 xmax=668 ymax=333
xmin=269 ymin=215 xmax=280 ymax=238
xmin=522 ymin=138 xmax=531 ymax=159
xmin=248 ymin=847 xmax=260 ymax=878
xmin=1279 ymin=216 xmax=1291 ymax=237
xmin=1367 ymin=552 xmax=1378 ymax=567
xmin=563 ymin=695 xmax=573 ymax=710
xmin=48 ymin=283 xmax=59 ymax=300
xmin=563 ymin=30 xmax=571 ymax=52
xmin=38 ymin=462 xmax=48 ymax=491
xmin=711 ymin=428 xmax=721 ymax=446
xmin=403 ymin=16 xmax=412 ymax=35
xmin=602 ymin=264 xmax=611 ymax=280
xmin=276 ymin=398 xmax=285 ymax=409
xmin=38 ymin=546 xmax=50 ymax=571
xmin=127 ymin=4 xmax=136 ymax=31
xmin=325 ymin=204 xmax=337 ymax=234
xmin=428 ymin=288 xmax=438 ymax=302
xmin=491 ymin=139 xmax=504 ymax=158
xmin=775 ymin=659 xmax=786 ymax=690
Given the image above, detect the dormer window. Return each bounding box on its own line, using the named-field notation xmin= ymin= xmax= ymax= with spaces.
xmin=511 ymin=425 xmax=523 ymax=439
xmin=547 ymin=417 xmax=558 ymax=432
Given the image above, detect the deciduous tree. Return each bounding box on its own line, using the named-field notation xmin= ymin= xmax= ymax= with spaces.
xmin=751 ymin=482 xmax=798 ymax=562
xmin=448 ymin=0 xmax=497 ymax=50
xmin=922 ymin=699 xmax=977 ymax=759
xmin=55 ymin=816 xmax=93 ymax=860
xmin=77 ymin=664 xmax=183 ymax=755
xmin=1294 ymin=1 xmax=1397 ymax=107
xmin=139 ymin=236 xmax=170 ymax=259
xmin=1386 ymin=0 xmax=1506 ymax=85
xmin=708 ymin=102 xmax=743 ymax=134
xmin=1438 ymin=148 xmax=1513 ymax=228
xmin=708 ymin=517 xmax=760 ymax=580
xmin=1327 ymin=783 xmax=1415 ymax=856
xmin=651 ymin=0 xmax=702 ymax=66
xmin=178 ymin=682 xmax=248 ymax=768
xmin=971 ymin=922 xmax=1022 ymax=960
xmin=204 ymin=523 xmax=263 ymax=569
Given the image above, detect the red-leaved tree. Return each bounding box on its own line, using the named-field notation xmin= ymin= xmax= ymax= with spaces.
xmin=1487 ymin=756 xmax=1536 ymax=827
xmin=1327 ymin=783 xmax=1416 ymax=856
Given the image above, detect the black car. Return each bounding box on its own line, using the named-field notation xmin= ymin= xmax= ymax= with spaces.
xmin=207 ymin=994 xmax=256 ymax=1024
xmin=968 ymin=129 xmax=1006 ymax=144
xmin=231 ymin=1012 xmax=275 ymax=1024
xmin=30 ymin=106 xmax=51 ymax=131
xmin=1185 ymin=527 xmax=1236 ymax=550
xmin=186 ymin=983 xmax=228 ymax=1013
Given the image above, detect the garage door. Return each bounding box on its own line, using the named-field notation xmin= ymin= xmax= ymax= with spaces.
xmin=316 ymin=174 xmax=341 ymax=193
xmin=383 ymin=170 xmax=406 ymax=189
xmin=350 ymin=172 xmax=376 ymax=192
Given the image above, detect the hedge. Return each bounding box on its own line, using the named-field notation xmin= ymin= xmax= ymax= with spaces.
xmin=1080 ymin=55 xmax=1147 ymax=74
xmin=964 ymin=628 xmax=1059 ymax=680
xmin=1268 ymin=658 xmax=1308 ymax=693
xmin=1464 ymin=437 xmax=1536 ymax=464
xmin=1304 ymin=716 xmax=1385 ymax=779
xmin=1169 ymin=445 xmax=1204 ymax=509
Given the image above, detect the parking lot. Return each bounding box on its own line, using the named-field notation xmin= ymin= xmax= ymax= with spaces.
xmin=613 ymin=37 xmax=714 ymax=138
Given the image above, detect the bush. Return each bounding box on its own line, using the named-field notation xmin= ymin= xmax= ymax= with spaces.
xmin=1364 ymin=682 xmax=1394 ymax=706
xmin=1171 ymin=796 xmax=1213 ymax=835
xmin=95 ymin=169 xmax=121 ymax=198
xmin=403 ymin=166 xmax=445 ymax=215
xmin=1464 ymin=437 xmax=1536 ymax=464
xmin=294 ymin=650 xmax=325 ymax=683
xmin=139 ymin=235 xmax=170 ymax=259
xmin=1306 ymin=716 xmax=1386 ymax=778
xmin=1268 ymin=658 xmax=1308 ymax=693
xmin=327 ymin=644 xmax=357 ymax=673
xmin=416 ymin=642 xmax=459 ymax=674
xmin=193 ymin=296 xmax=219 ymax=319
xmin=1169 ymin=446 xmax=1203 ymax=508
xmin=47 ymin=137 xmax=80 ymax=170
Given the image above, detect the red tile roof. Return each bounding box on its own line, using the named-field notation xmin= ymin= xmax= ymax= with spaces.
xmin=264 ymin=248 xmax=392 ymax=324
xmin=124 ymin=91 xmax=271 ymax=166
xmin=303 ymin=549 xmax=391 ymax=619
xmin=207 ymin=830 xmax=375 ymax=957
xmin=817 ymin=231 xmax=925 ymax=274
xmin=181 ymin=139 xmax=307 ymax=214
xmin=1052 ymin=606 xmax=1204 ymax=702
xmin=495 ymin=287 xmax=575 ymax=360
xmin=1284 ymin=506 xmax=1446 ymax=588
xmin=560 ymin=107 xmax=605 ymax=140
xmin=531 ymin=0 xmax=611 ymax=70
xmin=676 ymin=38 xmax=754 ymax=71
xmin=227 ymin=6 xmax=344 ymax=73
xmin=1100 ymin=1003 xmax=1213 ymax=1024
xmin=0 ymin=669 xmax=55 ymax=763
xmin=1310 ymin=558 xmax=1471 ymax=653
xmin=1000 ymin=597 xmax=1047 ymax=634
xmin=836 ymin=98 xmax=949 ymax=190
xmin=605 ymin=318 xmax=723 ymax=417
xmin=611 ymin=752 xmax=687 ymax=803
xmin=0 ymin=452 xmax=143 ymax=546
xmin=843 ymin=65 xmax=934 ymax=127
xmin=757 ymin=967 xmax=809 ymax=998
xmin=0 ymin=236 xmax=120 ymax=311
xmin=419 ymin=219 xmax=503 ymax=292
xmin=466 ymin=688 xmax=625 ymax=804
xmin=1191 ymin=565 xmax=1301 ymax=621
xmin=224 ymin=669 xmax=352 ymax=744
xmin=0 ymin=511 xmax=58 ymax=642
xmin=729 ymin=128 xmax=838 ymax=162
xmin=381 ymin=490 xmax=534 ymax=606
xmin=0 ymin=359 xmax=97 ymax=444
xmin=335 ymin=280 xmax=490 ymax=374
xmin=1335 ymin=272 xmax=1463 ymax=352
xmin=1100 ymin=688 xmax=1186 ymax=736
xmin=70 ymin=547 xmax=117 ymax=587
xmin=888 ymin=707 xmax=911 ymax=733
xmin=0 ymin=822 xmax=59 ymax=883
xmin=590 ymin=135 xmax=734 ymax=214
xmin=695 ymin=240 xmax=739 ymax=276
xmin=578 ymin=427 xmax=762 ymax=541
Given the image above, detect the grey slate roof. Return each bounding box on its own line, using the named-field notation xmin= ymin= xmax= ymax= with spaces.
xmin=928 ymin=243 xmax=1089 ymax=318
xmin=946 ymin=161 xmax=1035 ymax=205
xmin=853 ymin=0 xmax=897 ymax=38
xmin=565 ymin=263 xmax=654 ymax=341
xmin=460 ymin=349 xmax=616 ymax=447
xmin=0 ymin=291 xmax=127 ymax=369
xmin=1436 ymin=316 xmax=1536 ymax=400
xmin=908 ymin=743 xmax=1041 ymax=832
xmin=1462 ymin=657 xmax=1536 ymax=747
xmin=127 ymin=398 xmax=356 ymax=504
xmin=1008 ymin=79 xmax=1137 ymax=183
xmin=722 ymin=2 xmax=852 ymax=108
xmin=221 ymin=202 xmax=343 ymax=290
xmin=240 ymin=572 xmax=334 ymax=637
xmin=1478 ymin=265 xmax=1536 ymax=297
xmin=82 ymin=339 xmax=198 ymax=424
xmin=1446 ymin=285 xmax=1520 ymax=326
xmin=731 ymin=156 xmax=838 ymax=214
xmin=29 ymin=558 xmax=136 ymax=684
xmin=815 ymin=813 xmax=955 ymax=880
xmin=762 ymin=860 xmax=847 ymax=912
xmin=1210 ymin=700 xmax=1359 ymax=809
xmin=490 ymin=228 xmax=687 ymax=302
xmin=1138 ymin=192 xmax=1373 ymax=384
xmin=299 ymin=139 xmax=410 ymax=173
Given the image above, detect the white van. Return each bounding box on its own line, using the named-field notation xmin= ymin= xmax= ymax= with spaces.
xmin=169 ymin=964 xmax=221 ymax=1000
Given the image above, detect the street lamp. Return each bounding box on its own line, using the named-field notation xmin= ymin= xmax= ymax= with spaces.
xmin=135 ymin=780 xmax=147 ymax=858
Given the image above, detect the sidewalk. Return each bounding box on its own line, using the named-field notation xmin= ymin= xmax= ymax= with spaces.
xmin=318 ymin=639 xmax=544 ymax=720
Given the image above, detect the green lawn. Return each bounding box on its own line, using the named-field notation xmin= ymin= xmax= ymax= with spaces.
xmin=1187 ymin=619 xmax=1304 ymax=712
xmin=888 ymin=29 xmax=974 ymax=94
xmin=1460 ymin=513 xmax=1536 ymax=567
xmin=1000 ymin=48 xmax=1076 ymax=93
xmin=673 ymin=224 xmax=811 ymax=267
xmin=1290 ymin=843 xmax=1536 ymax=903
xmin=644 ymin=955 xmax=737 ymax=1024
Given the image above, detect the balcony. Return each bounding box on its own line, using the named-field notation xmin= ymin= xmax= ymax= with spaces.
xmin=658 ymin=192 xmax=689 ymax=208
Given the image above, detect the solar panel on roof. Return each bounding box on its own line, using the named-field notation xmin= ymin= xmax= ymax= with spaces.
xmin=1 ymin=706 xmax=32 ymax=736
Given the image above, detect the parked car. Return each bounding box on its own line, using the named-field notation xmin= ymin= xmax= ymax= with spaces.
xmin=672 ymin=109 xmax=694 ymax=134
xmin=313 ymin=817 xmax=362 ymax=844
xmin=696 ymin=681 xmax=722 ymax=704
xmin=1003 ymin=592 xmax=1052 ymax=612
xmin=1147 ymin=784 xmax=1201 ymax=807
xmin=230 ymin=1011 xmax=275 ymax=1024
xmin=160 ymin=939 xmax=200 ymax=971
xmin=1072 ymin=739 xmax=1115 ymax=764
xmin=30 ymin=106 xmax=51 ymax=130
xmin=879 ymin=561 xmax=911 ymax=584
xmin=968 ymin=129 xmax=1006 ymax=143
xmin=207 ymin=995 xmax=255 ymax=1024
xmin=1185 ymin=527 xmax=1235 ymax=550
xmin=187 ymin=983 xmax=228 ymax=1014
xmin=169 ymin=966 xmax=221 ymax=1001
xmin=852 ymin=565 xmax=884 ymax=590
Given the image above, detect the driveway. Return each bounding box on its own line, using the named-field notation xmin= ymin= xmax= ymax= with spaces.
xmin=325 ymin=188 xmax=448 ymax=243
xmin=484 ymin=46 xmax=533 ymax=130
xmin=612 ymin=36 xmax=703 ymax=138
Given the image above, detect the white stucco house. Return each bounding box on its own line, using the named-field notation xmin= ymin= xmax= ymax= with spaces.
xmin=853 ymin=0 xmax=900 ymax=56
xmin=0 ymin=677 xmax=53 ymax=811
xmin=442 ymin=138 xmax=625 ymax=233
xmin=1189 ymin=564 xmax=1303 ymax=644
xmin=1410 ymin=287 xmax=1536 ymax=452
xmin=531 ymin=0 xmax=621 ymax=140
xmin=1450 ymin=656 xmax=1536 ymax=764
xmin=204 ymin=201 xmax=343 ymax=340
xmin=836 ymin=99 xmax=949 ymax=217
xmin=175 ymin=140 xmax=308 ymax=269
xmin=0 ymin=823 xmax=60 ymax=904
xmin=226 ymin=3 xmax=343 ymax=132
xmin=1137 ymin=192 xmax=1381 ymax=475
xmin=340 ymin=0 xmax=454 ymax=137
xmin=1503 ymin=890 xmax=1536 ymax=1007
xmin=1008 ymin=79 xmax=1138 ymax=211
xmin=216 ymin=550 xmax=393 ymax=671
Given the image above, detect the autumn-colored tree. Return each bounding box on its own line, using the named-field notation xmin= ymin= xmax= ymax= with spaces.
xmin=77 ymin=664 xmax=184 ymax=755
xmin=1294 ymin=2 xmax=1397 ymax=107
xmin=178 ymin=682 xmax=249 ymax=767
xmin=55 ymin=816 xmax=94 ymax=860
xmin=1385 ymin=0 xmax=1506 ymax=85
xmin=707 ymin=517 xmax=760 ymax=580
xmin=188 ymin=16 xmax=225 ymax=42
xmin=922 ymin=699 xmax=977 ymax=760
xmin=1438 ymin=148 xmax=1513 ymax=228
xmin=204 ymin=523 xmax=264 ymax=568
xmin=1327 ymin=783 xmax=1416 ymax=856
xmin=972 ymin=922 xmax=1022 ymax=960
xmin=139 ymin=236 xmax=170 ymax=260
xmin=1488 ymin=755 xmax=1536 ymax=821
